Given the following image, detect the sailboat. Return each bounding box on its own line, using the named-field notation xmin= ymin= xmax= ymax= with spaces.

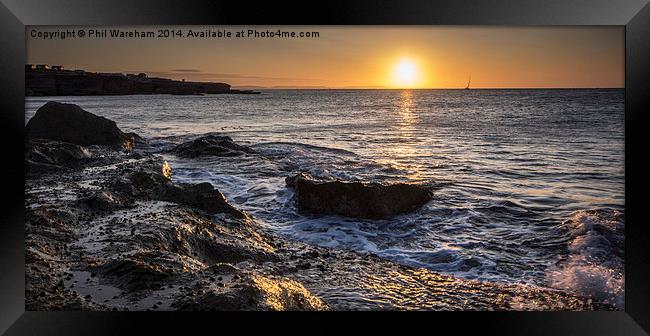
xmin=464 ymin=75 xmax=471 ymax=90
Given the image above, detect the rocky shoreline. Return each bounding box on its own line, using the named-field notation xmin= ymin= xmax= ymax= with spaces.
xmin=25 ymin=67 xmax=260 ymax=96
xmin=25 ymin=102 xmax=613 ymax=311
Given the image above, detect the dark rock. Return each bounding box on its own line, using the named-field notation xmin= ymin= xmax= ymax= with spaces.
xmin=26 ymin=138 xmax=92 ymax=165
xmin=125 ymin=132 xmax=147 ymax=146
xmin=111 ymin=165 xmax=247 ymax=218
xmin=163 ymin=182 xmax=247 ymax=218
xmin=175 ymin=275 xmax=328 ymax=311
xmin=286 ymin=173 xmax=433 ymax=219
xmin=94 ymin=253 xmax=176 ymax=291
xmin=205 ymin=263 xmax=240 ymax=275
xmin=80 ymin=191 xmax=135 ymax=212
xmin=170 ymin=134 xmax=253 ymax=158
xmin=25 ymin=101 xmax=135 ymax=149
xmin=186 ymin=237 xmax=275 ymax=264
xmin=25 ymin=138 xmax=94 ymax=175
xmin=130 ymin=170 xmax=171 ymax=192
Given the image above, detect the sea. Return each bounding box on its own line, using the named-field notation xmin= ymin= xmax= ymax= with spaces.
xmin=25 ymin=88 xmax=625 ymax=309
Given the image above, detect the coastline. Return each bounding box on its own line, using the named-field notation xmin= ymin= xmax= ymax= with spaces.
xmin=24 ymin=102 xmax=615 ymax=311
xmin=25 ymin=66 xmax=260 ymax=96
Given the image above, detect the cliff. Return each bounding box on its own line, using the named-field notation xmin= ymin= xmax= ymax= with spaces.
xmin=25 ymin=67 xmax=259 ymax=96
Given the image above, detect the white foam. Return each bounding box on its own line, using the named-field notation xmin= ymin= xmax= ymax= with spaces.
xmin=546 ymin=209 xmax=624 ymax=309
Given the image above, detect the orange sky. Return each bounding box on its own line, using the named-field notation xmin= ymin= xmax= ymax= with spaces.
xmin=26 ymin=26 xmax=624 ymax=89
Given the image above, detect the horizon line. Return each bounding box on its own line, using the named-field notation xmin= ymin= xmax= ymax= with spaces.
xmin=231 ymin=87 xmax=625 ymax=90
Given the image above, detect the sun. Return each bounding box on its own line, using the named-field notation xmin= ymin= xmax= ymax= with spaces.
xmin=392 ymin=59 xmax=420 ymax=88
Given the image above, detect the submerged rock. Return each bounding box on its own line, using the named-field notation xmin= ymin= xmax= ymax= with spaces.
xmin=26 ymin=101 xmax=135 ymax=149
xmin=286 ymin=173 xmax=433 ymax=219
xmin=170 ymin=134 xmax=253 ymax=158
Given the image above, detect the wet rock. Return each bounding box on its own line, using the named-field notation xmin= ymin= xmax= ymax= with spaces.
xmin=164 ymin=182 xmax=247 ymax=218
xmin=95 ymin=253 xmax=177 ymax=291
xmin=113 ymin=166 xmax=247 ymax=218
xmin=170 ymin=134 xmax=253 ymax=158
xmin=25 ymin=208 xmax=86 ymax=310
xmin=25 ymin=101 xmax=135 ymax=149
xmin=286 ymin=173 xmax=433 ymax=219
xmin=126 ymin=169 xmax=171 ymax=196
xmin=25 ymin=138 xmax=94 ymax=175
xmin=205 ymin=263 xmax=240 ymax=275
xmin=80 ymin=191 xmax=135 ymax=212
xmin=175 ymin=274 xmax=328 ymax=311
xmin=187 ymin=236 xmax=275 ymax=264
xmin=25 ymin=208 xmax=76 ymax=243
xmin=125 ymin=132 xmax=147 ymax=146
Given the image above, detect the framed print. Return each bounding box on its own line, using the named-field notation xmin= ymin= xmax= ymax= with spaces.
xmin=1 ymin=0 xmax=649 ymax=335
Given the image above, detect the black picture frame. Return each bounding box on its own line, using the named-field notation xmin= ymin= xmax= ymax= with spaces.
xmin=1 ymin=0 xmax=649 ymax=335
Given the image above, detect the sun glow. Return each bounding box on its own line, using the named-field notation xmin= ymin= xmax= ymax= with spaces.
xmin=391 ymin=59 xmax=421 ymax=88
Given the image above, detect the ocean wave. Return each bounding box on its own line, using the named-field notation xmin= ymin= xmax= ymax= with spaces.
xmin=546 ymin=209 xmax=624 ymax=309
xmin=252 ymin=141 xmax=359 ymax=157
xmin=250 ymin=141 xmax=418 ymax=183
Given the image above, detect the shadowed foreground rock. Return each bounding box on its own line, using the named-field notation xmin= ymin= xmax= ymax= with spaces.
xmin=25 ymin=138 xmax=94 ymax=175
xmin=110 ymin=167 xmax=247 ymax=218
xmin=175 ymin=273 xmax=328 ymax=311
xmin=170 ymin=134 xmax=254 ymax=158
xmin=25 ymin=146 xmax=324 ymax=311
xmin=26 ymin=101 xmax=135 ymax=149
xmin=286 ymin=173 xmax=434 ymax=219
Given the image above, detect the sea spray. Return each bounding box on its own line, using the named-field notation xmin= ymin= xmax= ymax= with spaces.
xmin=546 ymin=209 xmax=625 ymax=309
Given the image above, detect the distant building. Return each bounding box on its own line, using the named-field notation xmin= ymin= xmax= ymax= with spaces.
xmin=51 ymin=65 xmax=64 ymax=71
xmin=35 ymin=64 xmax=50 ymax=70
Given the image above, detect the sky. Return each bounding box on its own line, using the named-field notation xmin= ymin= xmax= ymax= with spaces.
xmin=26 ymin=26 xmax=624 ymax=89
